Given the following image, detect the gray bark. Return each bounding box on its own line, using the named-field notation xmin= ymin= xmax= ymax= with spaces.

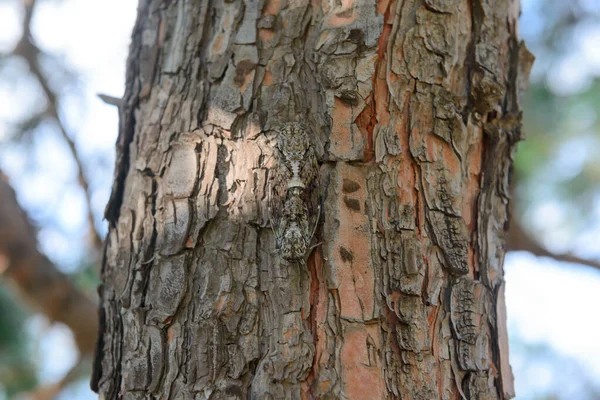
xmin=93 ymin=0 xmax=533 ymax=398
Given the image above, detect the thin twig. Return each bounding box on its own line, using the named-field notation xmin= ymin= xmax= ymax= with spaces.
xmin=19 ymin=356 xmax=92 ymax=400
xmin=97 ymin=93 xmax=123 ymax=107
xmin=12 ymin=0 xmax=103 ymax=249
xmin=506 ymin=214 xmax=600 ymax=272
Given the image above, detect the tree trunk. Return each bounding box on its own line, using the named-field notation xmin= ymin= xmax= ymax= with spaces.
xmin=93 ymin=0 xmax=533 ymax=398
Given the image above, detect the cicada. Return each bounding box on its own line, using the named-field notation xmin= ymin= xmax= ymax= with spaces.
xmin=268 ymin=123 xmax=320 ymax=261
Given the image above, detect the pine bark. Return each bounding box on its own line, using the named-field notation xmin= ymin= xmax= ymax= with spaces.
xmin=93 ymin=0 xmax=533 ymax=399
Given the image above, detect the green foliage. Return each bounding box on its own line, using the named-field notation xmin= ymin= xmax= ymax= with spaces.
xmin=515 ymin=81 xmax=600 ymax=232
xmin=514 ymin=0 xmax=600 ymax=236
xmin=0 ymin=286 xmax=37 ymax=396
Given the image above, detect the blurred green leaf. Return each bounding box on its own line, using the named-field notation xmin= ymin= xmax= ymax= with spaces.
xmin=0 ymin=286 xmax=37 ymax=396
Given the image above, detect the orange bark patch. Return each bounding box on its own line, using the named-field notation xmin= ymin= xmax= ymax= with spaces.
xmin=355 ymin=3 xmax=393 ymax=162
xmin=469 ymin=246 xmax=478 ymax=279
xmin=354 ymin=96 xmax=375 ymax=162
xmin=263 ymin=0 xmax=280 ymax=15
xmin=463 ymin=133 xmax=483 ymax=230
xmin=326 ymin=8 xmax=357 ymax=26
xmin=465 ymin=125 xmax=484 ymax=276
xmin=377 ymin=0 xmax=391 ymax=16
xmin=441 ymin=141 xmax=461 ymax=177
xmin=340 ymin=324 xmax=386 ymax=399
xmin=329 ymin=164 xmax=375 ymax=320
xmin=263 ymin=69 xmax=273 ymax=86
xmin=373 ymin=65 xmax=391 ymax=124
xmin=396 ymin=158 xmax=416 ymax=204
xmin=303 ymin=250 xmax=327 ymax=400
xmin=258 ymin=28 xmax=274 ymax=42
xmin=211 ymin=34 xmax=225 ymax=55
xmin=215 ymin=291 xmax=232 ymax=315
xmin=330 ymin=98 xmax=364 ymax=159
xmin=330 ymin=98 xmax=354 ymax=154
xmin=497 ymin=283 xmax=515 ymax=398
xmin=373 ymin=6 xmax=392 ymax=121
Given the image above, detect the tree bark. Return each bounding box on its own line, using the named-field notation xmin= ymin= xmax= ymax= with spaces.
xmin=93 ymin=0 xmax=533 ymax=398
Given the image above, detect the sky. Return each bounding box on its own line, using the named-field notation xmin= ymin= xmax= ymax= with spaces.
xmin=1 ymin=0 xmax=600 ymax=398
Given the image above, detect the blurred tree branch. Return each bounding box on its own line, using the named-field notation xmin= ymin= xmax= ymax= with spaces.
xmin=9 ymin=0 xmax=103 ymax=250
xmin=16 ymin=357 xmax=92 ymax=400
xmin=507 ymin=215 xmax=600 ymax=272
xmin=0 ymin=171 xmax=98 ymax=355
xmin=506 ymin=179 xmax=600 ymax=272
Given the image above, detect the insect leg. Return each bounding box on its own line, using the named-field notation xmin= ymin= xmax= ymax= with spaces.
xmin=309 ymin=204 xmax=321 ymax=240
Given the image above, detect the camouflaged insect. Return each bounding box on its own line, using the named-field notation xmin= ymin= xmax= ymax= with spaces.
xmin=269 ymin=123 xmax=320 ymax=261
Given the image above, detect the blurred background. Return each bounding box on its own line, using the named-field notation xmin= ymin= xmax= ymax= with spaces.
xmin=0 ymin=0 xmax=599 ymax=398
